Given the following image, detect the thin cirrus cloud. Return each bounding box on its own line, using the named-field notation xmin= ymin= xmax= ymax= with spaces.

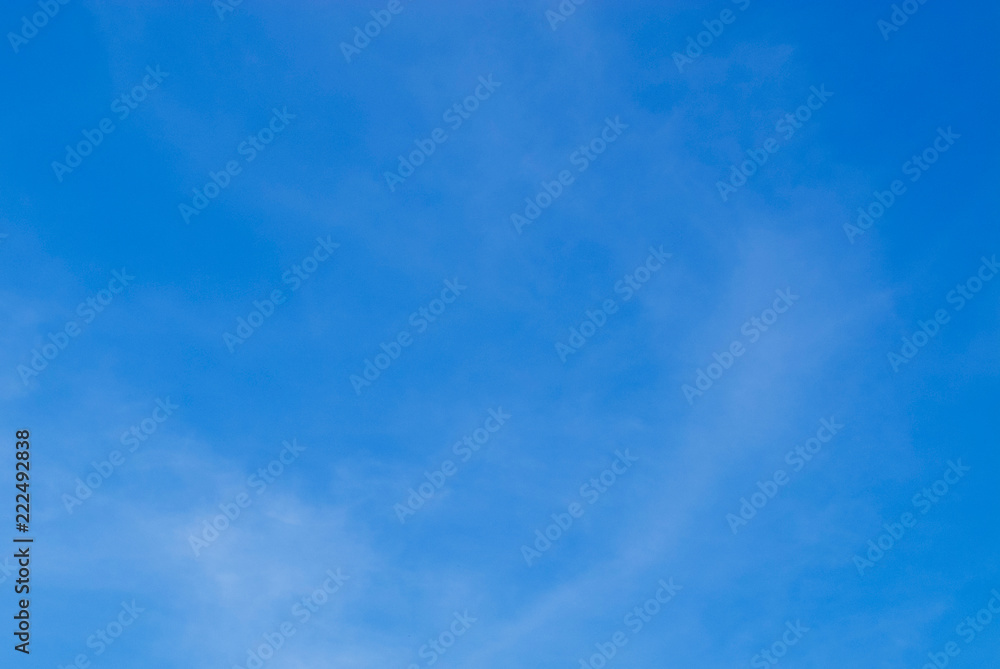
xmin=0 ymin=0 xmax=997 ymax=668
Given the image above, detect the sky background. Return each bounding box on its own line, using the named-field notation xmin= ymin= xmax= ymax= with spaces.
xmin=1 ymin=0 xmax=999 ymax=667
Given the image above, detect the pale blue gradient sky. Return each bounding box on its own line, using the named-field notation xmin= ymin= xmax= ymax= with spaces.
xmin=1 ymin=0 xmax=998 ymax=667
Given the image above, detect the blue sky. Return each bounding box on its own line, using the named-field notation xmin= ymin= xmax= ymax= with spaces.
xmin=1 ymin=0 xmax=999 ymax=667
